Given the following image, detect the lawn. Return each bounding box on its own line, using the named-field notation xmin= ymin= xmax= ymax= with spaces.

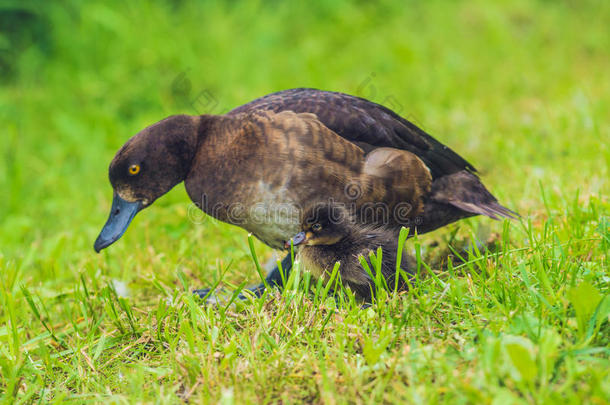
xmin=1 ymin=0 xmax=609 ymax=403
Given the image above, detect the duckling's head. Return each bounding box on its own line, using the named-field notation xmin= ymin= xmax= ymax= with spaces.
xmin=94 ymin=115 xmax=200 ymax=252
xmin=285 ymin=203 xmax=355 ymax=248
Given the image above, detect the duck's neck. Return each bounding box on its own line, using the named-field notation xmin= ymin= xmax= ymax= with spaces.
xmin=179 ymin=114 xmax=218 ymax=177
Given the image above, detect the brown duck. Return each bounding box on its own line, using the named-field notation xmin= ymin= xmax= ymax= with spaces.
xmin=93 ymin=88 xmax=517 ymax=297
xmin=286 ymin=202 xmax=413 ymax=302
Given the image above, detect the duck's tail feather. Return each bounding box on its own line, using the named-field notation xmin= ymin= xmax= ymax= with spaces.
xmin=448 ymin=200 xmax=519 ymax=220
xmin=430 ymin=170 xmax=519 ymax=221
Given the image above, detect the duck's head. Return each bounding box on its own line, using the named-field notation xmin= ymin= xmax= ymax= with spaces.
xmin=285 ymin=203 xmax=355 ymax=249
xmin=94 ymin=115 xmax=201 ymax=252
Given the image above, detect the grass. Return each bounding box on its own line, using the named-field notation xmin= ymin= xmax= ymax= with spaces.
xmin=1 ymin=0 xmax=609 ymax=402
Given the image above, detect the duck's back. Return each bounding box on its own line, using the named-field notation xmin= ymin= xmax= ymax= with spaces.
xmin=228 ymin=88 xmax=474 ymax=179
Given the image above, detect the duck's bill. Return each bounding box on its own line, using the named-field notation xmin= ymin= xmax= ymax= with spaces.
xmin=94 ymin=194 xmax=142 ymax=252
xmin=285 ymin=231 xmax=308 ymax=249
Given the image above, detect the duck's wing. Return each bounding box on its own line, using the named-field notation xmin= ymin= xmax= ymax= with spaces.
xmin=228 ymin=88 xmax=475 ymax=179
xmin=231 ymin=94 xmax=518 ymax=228
xmin=223 ymin=109 xmax=368 ymax=199
xmin=362 ymin=147 xmax=433 ymax=216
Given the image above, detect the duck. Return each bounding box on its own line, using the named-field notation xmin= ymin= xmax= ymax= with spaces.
xmin=93 ymin=88 xmax=517 ymax=297
xmin=285 ymin=203 xmax=413 ymax=302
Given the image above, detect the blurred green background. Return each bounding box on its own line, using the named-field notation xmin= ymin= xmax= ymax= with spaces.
xmin=0 ymin=0 xmax=608 ymax=401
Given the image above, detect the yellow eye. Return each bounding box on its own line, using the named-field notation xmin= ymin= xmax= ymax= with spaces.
xmin=312 ymin=223 xmax=322 ymax=232
xmin=128 ymin=164 xmax=140 ymax=175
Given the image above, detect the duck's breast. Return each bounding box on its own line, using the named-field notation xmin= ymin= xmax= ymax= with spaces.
xmin=241 ymin=180 xmax=302 ymax=249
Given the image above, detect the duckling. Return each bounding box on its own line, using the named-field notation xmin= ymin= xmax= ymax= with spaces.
xmin=93 ymin=88 xmax=517 ymax=298
xmin=285 ymin=203 xmax=413 ymax=302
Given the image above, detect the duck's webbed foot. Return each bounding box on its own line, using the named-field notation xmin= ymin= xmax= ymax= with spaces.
xmin=193 ymin=254 xmax=293 ymax=303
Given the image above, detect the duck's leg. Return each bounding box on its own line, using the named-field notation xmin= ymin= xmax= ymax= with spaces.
xmin=193 ymin=254 xmax=293 ymax=300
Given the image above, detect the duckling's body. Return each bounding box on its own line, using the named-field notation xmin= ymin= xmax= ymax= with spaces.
xmin=289 ymin=204 xmax=412 ymax=301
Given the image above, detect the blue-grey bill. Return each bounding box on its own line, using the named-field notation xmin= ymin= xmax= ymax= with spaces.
xmin=285 ymin=231 xmax=307 ymax=249
xmin=94 ymin=194 xmax=142 ymax=252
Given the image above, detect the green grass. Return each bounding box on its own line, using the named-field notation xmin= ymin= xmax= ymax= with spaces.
xmin=1 ymin=0 xmax=609 ymax=402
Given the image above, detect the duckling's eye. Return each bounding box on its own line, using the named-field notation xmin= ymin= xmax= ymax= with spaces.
xmin=128 ymin=164 xmax=140 ymax=176
xmin=312 ymin=223 xmax=322 ymax=232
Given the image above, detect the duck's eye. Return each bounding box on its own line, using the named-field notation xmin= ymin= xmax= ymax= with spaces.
xmin=312 ymin=223 xmax=322 ymax=232
xmin=128 ymin=164 xmax=140 ymax=176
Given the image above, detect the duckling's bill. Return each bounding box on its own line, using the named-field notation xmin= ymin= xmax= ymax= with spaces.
xmin=285 ymin=231 xmax=313 ymax=249
xmin=94 ymin=193 xmax=142 ymax=252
